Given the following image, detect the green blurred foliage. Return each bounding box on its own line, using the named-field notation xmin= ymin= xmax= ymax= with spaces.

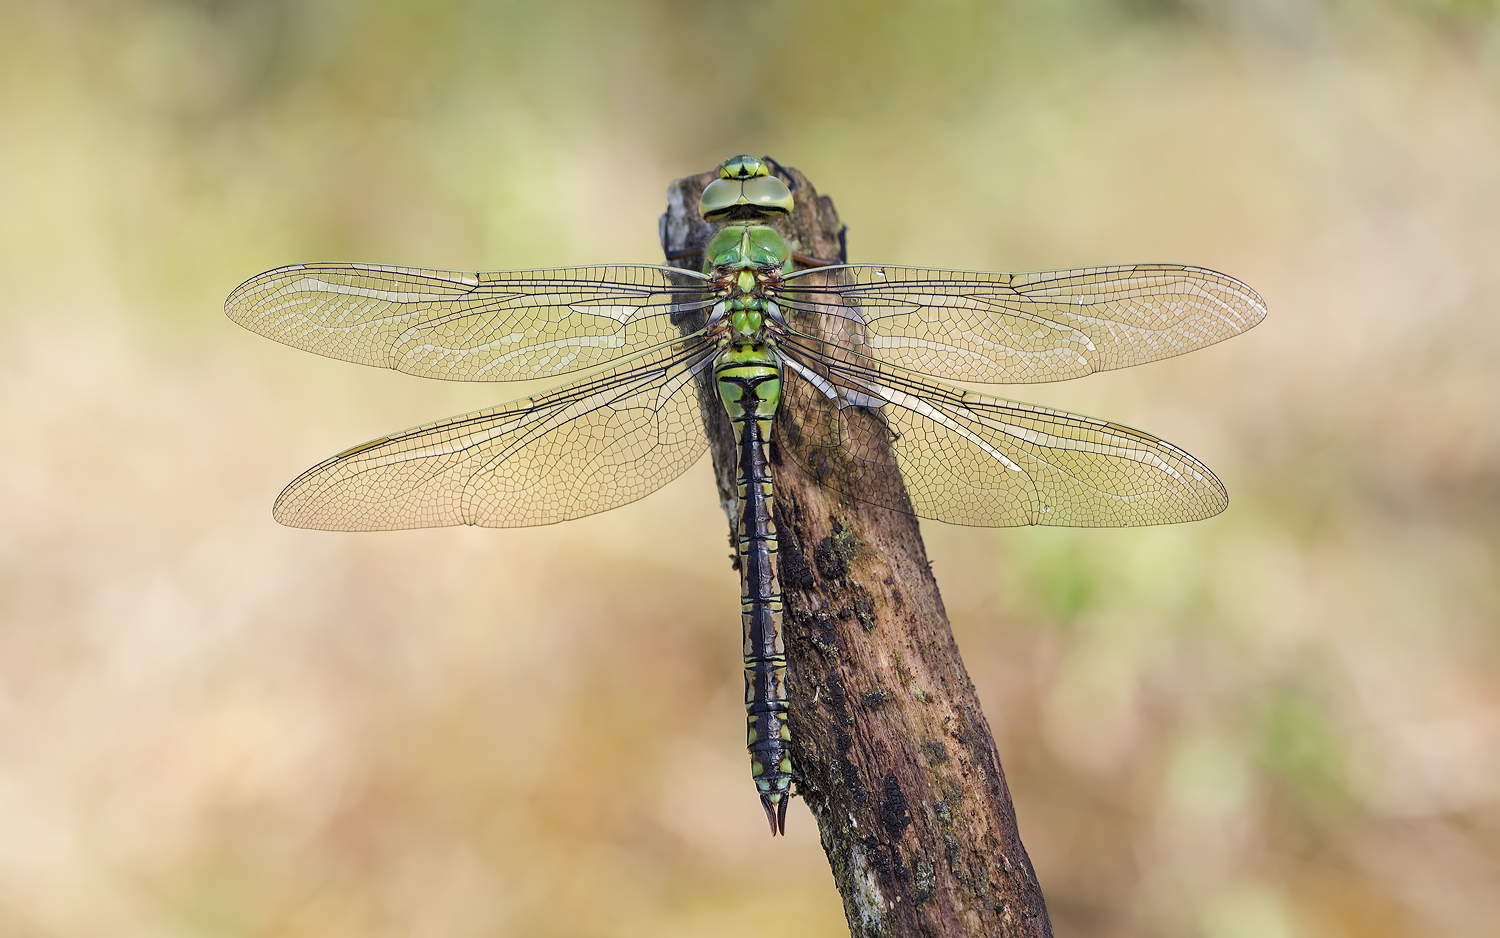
xmin=2 ymin=0 xmax=1499 ymax=936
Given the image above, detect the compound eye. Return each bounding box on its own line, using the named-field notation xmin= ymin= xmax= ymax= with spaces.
xmin=699 ymin=178 xmax=743 ymax=220
xmin=719 ymin=154 xmax=768 ymax=179
xmin=740 ymin=176 xmax=794 ymax=214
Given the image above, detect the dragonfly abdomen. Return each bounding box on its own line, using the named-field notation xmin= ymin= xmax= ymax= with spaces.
xmin=715 ymin=347 xmax=792 ymax=835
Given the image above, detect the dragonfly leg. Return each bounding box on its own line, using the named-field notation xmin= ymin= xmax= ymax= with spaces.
xmin=791 ymin=251 xmax=842 ymax=268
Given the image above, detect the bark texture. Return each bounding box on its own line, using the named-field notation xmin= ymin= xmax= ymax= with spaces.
xmin=662 ymin=161 xmax=1053 ymax=938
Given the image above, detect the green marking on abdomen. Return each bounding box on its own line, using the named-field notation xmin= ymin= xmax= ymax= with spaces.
xmin=715 ymin=344 xmax=793 ymax=834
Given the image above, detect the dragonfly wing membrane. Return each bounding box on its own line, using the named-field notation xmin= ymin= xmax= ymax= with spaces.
xmin=226 ymin=263 xmax=715 ymax=382
xmin=273 ymin=343 xmax=715 ymax=530
xmin=780 ymin=264 xmax=1265 ymax=384
xmin=779 ymin=350 xmax=1227 ymax=528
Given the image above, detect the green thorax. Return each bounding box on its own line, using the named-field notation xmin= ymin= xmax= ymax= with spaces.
xmin=705 ymin=222 xmax=791 ymax=272
xmin=704 ymin=223 xmax=791 ymax=342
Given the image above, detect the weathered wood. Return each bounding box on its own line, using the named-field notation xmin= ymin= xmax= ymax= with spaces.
xmin=662 ymin=161 xmax=1053 ymax=938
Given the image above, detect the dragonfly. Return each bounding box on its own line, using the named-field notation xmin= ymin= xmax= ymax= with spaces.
xmin=227 ymin=154 xmax=1266 ymax=834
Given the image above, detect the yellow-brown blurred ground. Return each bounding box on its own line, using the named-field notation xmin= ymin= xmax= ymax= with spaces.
xmin=2 ymin=1 xmax=1498 ymax=936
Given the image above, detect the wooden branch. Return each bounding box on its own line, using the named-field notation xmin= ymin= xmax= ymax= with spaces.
xmin=662 ymin=162 xmax=1053 ymax=938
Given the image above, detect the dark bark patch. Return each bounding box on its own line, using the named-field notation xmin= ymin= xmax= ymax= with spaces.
xmin=879 ymin=773 xmax=913 ymax=839
xmin=864 ymin=838 xmax=898 ymax=879
xmin=776 ymin=523 xmax=815 ymax=590
xmin=833 ymin=728 xmax=868 ymax=808
xmin=786 ymin=584 xmax=839 ymax=657
xmin=814 ymin=534 xmax=851 ymax=581
xmin=825 ymin=676 xmax=852 ymax=728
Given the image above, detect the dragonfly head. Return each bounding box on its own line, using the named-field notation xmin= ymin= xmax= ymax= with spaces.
xmin=699 ymin=155 xmax=794 ymax=221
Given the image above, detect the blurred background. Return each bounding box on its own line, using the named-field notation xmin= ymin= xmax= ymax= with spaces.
xmin=2 ymin=0 xmax=1498 ymax=935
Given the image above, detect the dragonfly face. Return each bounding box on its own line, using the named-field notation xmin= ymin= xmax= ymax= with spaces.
xmin=698 ymin=153 xmax=795 ymax=221
xmin=225 ymin=154 xmax=1266 ymax=835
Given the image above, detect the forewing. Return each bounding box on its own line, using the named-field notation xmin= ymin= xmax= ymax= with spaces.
xmin=273 ymin=344 xmax=715 ymax=531
xmin=227 ymin=263 xmax=715 ymax=381
xmin=778 ymin=346 xmax=1227 ymax=528
xmin=779 ymin=264 xmax=1265 ymax=384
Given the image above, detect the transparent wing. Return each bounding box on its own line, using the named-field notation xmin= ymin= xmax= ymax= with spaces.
xmin=779 ymin=341 xmax=1227 ymax=527
xmin=778 ymin=264 xmax=1265 ymax=384
xmin=226 ymin=263 xmax=716 ymax=382
xmin=273 ymin=342 xmax=716 ymax=531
